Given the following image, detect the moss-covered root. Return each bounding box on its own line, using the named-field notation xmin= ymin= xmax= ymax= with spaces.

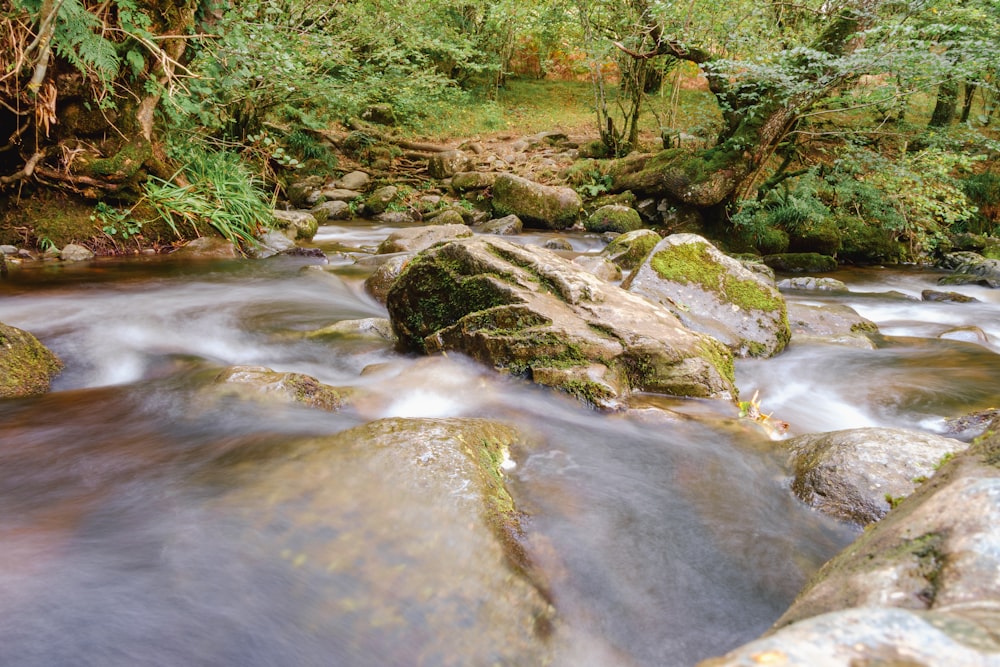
xmin=0 ymin=322 xmax=63 ymax=398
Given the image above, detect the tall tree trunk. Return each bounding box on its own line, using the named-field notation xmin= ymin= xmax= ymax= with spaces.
xmin=960 ymin=82 xmax=978 ymax=124
xmin=929 ymin=78 xmax=959 ymax=128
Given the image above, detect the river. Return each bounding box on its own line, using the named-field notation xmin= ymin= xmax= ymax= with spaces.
xmin=1 ymin=223 xmax=996 ymax=666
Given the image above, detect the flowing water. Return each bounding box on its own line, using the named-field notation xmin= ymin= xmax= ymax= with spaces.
xmin=1 ymin=225 xmax=998 ymax=666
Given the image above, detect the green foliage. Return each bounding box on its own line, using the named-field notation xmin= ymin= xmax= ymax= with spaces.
xmin=91 ymin=202 xmax=142 ymax=240
xmin=143 ymin=147 xmax=272 ymax=250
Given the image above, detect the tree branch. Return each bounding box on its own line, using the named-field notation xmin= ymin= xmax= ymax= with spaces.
xmin=0 ymin=152 xmax=44 ymax=185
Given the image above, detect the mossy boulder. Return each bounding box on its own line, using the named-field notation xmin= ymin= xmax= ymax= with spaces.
xmin=364 ymin=254 xmax=413 ymax=304
xmin=385 ymin=237 xmax=736 ymax=408
xmin=211 ymin=365 xmax=352 ymax=411
xmin=451 ymin=171 xmax=497 ymax=193
xmin=584 ymin=204 xmax=643 ymax=234
xmin=491 ymin=174 xmax=582 ymax=230
xmin=601 ymin=229 xmax=660 ymax=270
xmin=787 ymin=218 xmax=842 ymax=256
xmin=624 ymin=234 xmax=790 ymax=358
xmin=209 ymin=417 xmax=554 ymax=665
xmin=838 ymin=215 xmax=906 ymax=264
xmin=762 ymin=252 xmax=837 ymax=273
xmin=271 ymin=209 xmax=319 ymax=241
xmin=0 ymin=322 xmax=63 ymax=398
xmin=428 ymin=150 xmax=474 ymax=179
xmin=364 ymin=185 xmax=399 ymax=216
xmin=376 ymin=223 xmax=472 ymax=254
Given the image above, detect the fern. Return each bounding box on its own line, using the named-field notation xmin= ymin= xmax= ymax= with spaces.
xmin=50 ymin=0 xmax=121 ymax=88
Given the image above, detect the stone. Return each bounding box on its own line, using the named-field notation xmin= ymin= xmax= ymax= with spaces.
xmin=601 ymin=229 xmax=660 ymax=270
xmin=211 ymin=365 xmax=351 ymax=411
xmin=286 ymin=176 xmax=323 ymax=208
xmin=271 ymin=209 xmax=319 ymax=241
xmin=428 ymin=150 xmax=474 ymax=179
xmin=572 ymin=255 xmax=622 ymax=282
xmin=376 ymin=224 xmax=472 ymax=255
xmin=364 ymin=254 xmax=413 ymax=304
xmin=208 ymin=417 xmax=554 ymax=665
xmin=451 ymin=171 xmax=497 ymax=193
xmin=584 ymin=204 xmax=643 ymax=234
xmin=783 ymin=427 xmax=967 ymax=525
xmin=305 ymin=317 xmax=395 ymax=343
xmin=311 ymin=200 xmax=351 ymax=222
xmin=491 ymin=173 xmax=582 ymax=229
xmin=544 ymin=238 xmax=573 ymax=251
xmin=477 ymin=214 xmax=523 ymax=236
xmin=364 ymin=185 xmax=399 ymax=216
xmin=385 ymin=237 xmax=736 ymax=408
xmin=937 ymin=251 xmax=1000 ymax=288
xmin=172 ymin=237 xmax=238 ymax=258
xmin=0 ymin=245 xmax=17 ymax=255
xmin=251 ymin=230 xmax=297 ymax=258
xmin=59 ymin=243 xmax=94 ymax=262
xmin=333 ymin=170 xmax=370 ymax=191
xmin=786 ymin=303 xmax=878 ymax=338
xmin=922 ymin=289 xmax=979 ymax=303
xmin=0 ymin=321 xmax=63 ymax=398
xmin=319 ymin=188 xmax=364 ymax=202
xmin=361 ymin=103 xmax=396 ymax=125
xmin=373 ymin=211 xmax=416 ymax=225
xmin=426 ymin=209 xmax=466 ymax=226
xmin=778 ymin=276 xmax=848 ymax=291
xmin=939 ymin=326 xmax=990 ymax=344
xmin=624 ymin=234 xmax=790 ymax=358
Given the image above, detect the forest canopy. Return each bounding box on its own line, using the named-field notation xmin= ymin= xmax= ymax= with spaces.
xmin=1 ymin=0 xmax=998 ymax=259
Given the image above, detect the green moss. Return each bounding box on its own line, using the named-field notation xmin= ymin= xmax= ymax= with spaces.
xmin=762 ymin=253 xmax=837 ymax=273
xmin=0 ymin=323 xmax=63 ymax=398
xmin=584 ymin=205 xmax=642 ymax=233
xmin=650 ymin=242 xmax=784 ymax=313
xmin=605 ymin=230 xmax=659 ymax=269
xmin=698 ymin=338 xmax=736 ymax=387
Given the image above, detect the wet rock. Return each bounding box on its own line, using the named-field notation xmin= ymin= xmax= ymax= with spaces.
xmin=939 ymin=326 xmax=990 ymax=344
xmin=319 ymin=188 xmax=363 ymax=202
xmin=373 ymin=211 xmax=416 ymax=225
xmin=59 ymin=243 xmax=94 ymax=262
xmin=428 ymin=149 xmax=474 ymax=179
xmin=251 ymin=230 xmax=297 ymax=258
xmin=212 ymin=365 xmax=351 ymax=411
xmin=277 ymin=247 xmax=327 ymax=261
xmin=364 ymin=185 xmax=399 ymax=215
xmin=762 ymin=253 xmax=838 ymax=273
xmin=937 ymin=251 xmax=1000 ymax=288
xmin=0 ymin=322 xmax=63 ymax=398
xmin=601 ymin=229 xmax=660 ymax=270
xmin=425 ymin=208 xmax=466 ymax=226
xmin=332 ymin=170 xmax=370 ymax=191
xmin=778 ymin=276 xmax=848 ymax=291
xmin=941 ymin=408 xmax=1000 ymax=442
xmin=625 ymin=234 xmax=790 ymax=358
xmin=491 ymin=174 xmax=582 ymax=230
xmin=376 ymin=224 xmax=472 ymax=255
xmin=311 ymin=200 xmax=351 ymax=222
xmin=385 ymin=237 xmax=736 ymax=408
xmin=477 ymin=214 xmax=523 ymax=236
xmin=210 ymin=418 xmax=554 ymax=665
xmin=364 ymin=253 xmax=413 ymax=304
xmin=584 ymin=204 xmax=642 ymax=234
xmin=0 ymin=245 xmax=17 ymax=255
xmin=286 ymin=176 xmax=324 ymax=208
xmin=787 ymin=303 xmax=878 ymax=338
xmin=451 ymin=171 xmax=497 ymax=193
xmin=272 ymin=209 xmax=318 ymax=241
xmin=572 ymin=255 xmax=622 ymax=282
xmin=922 ymin=289 xmax=979 ymax=303
xmin=544 ymin=238 xmax=573 ymax=251
xmin=783 ymin=427 xmax=967 ymax=526
xmin=172 ymin=237 xmax=238 ymax=258
xmin=305 ymin=317 xmax=395 ymax=343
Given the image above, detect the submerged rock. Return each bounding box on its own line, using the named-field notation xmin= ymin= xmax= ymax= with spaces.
xmin=212 ymin=365 xmax=351 ymax=411
xmin=786 ymin=303 xmax=878 ymax=341
xmin=385 ymin=236 xmax=736 ymax=408
xmin=624 ymin=234 xmax=790 ymax=358
xmin=0 ymin=322 xmax=63 ymax=398
xmin=210 ymin=417 xmax=555 ymax=665
xmin=375 ymin=223 xmax=472 ymax=254
xmin=703 ymin=430 xmax=1000 ymax=666
xmin=491 ymin=174 xmax=582 ymax=230
xmin=59 ymin=243 xmax=95 ymax=262
xmin=364 ymin=253 xmax=413 ymax=304
xmin=783 ymin=427 xmax=968 ymax=525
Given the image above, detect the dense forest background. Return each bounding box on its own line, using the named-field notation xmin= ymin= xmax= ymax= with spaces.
xmin=1 ymin=0 xmax=998 ymax=260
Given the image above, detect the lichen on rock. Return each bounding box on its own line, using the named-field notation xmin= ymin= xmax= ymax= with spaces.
xmin=0 ymin=322 xmax=63 ymax=398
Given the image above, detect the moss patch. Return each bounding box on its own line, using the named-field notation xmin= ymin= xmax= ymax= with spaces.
xmin=650 ymin=242 xmax=784 ymax=313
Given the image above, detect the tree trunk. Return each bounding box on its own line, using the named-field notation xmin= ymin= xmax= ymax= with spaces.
xmin=960 ymin=82 xmax=978 ymax=124
xmin=929 ymin=78 xmax=959 ymax=128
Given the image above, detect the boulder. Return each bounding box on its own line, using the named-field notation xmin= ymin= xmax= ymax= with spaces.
xmin=286 ymin=176 xmax=324 ymax=208
xmin=211 ymin=365 xmax=351 ymax=411
xmin=332 ymin=170 xmax=370 ymax=191
xmin=385 ymin=237 xmax=736 ymax=408
xmin=477 ymin=214 xmax=523 ymax=236
xmin=305 ymin=317 xmax=395 ymax=343
xmin=251 ymin=230 xmax=297 ymax=258
xmin=428 ymin=150 xmax=474 ymax=179
xmin=937 ymin=250 xmax=1000 ymax=288
xmin=271 ymin=209 xmax=318 ymax=241
xmin=376 ymin=224 xmax=472 ymax=255
xmin=451 ymin=171 xmax=497 ymax=193
xmin=584 ymin=204 xmax=642 ymax=234
xmin=172 ymin=237 xmax=238 ymax=258
xmin=491 ymin=174 xmax=582 ymax=230
xmin=544 ymin=238 xmax=572 ymax=251
xmin=601 ymin=229 xmax=660 ymax=270
xmin=702 ymin=430 xmax=1000 ymax=667
xmin=426 ymin=208 xmax=466 ymax=226
xmin=364 ymin=253 xmax=413 ymax=304
xmin=922 ymin=289 xmax=979 ymax=303
xmin=783 ymin=427 xmax=967 ymax=525
xmin=364 ymin=185 xmax=399 ymax=215
xmin=311 ymin=200 xmax=351 ymax=222
xmin=373 ymin=211 xmax=416 ymax=225
xmin=59 ymin=243 xmax=94 ymax=262
xmin=319 ymin=188 xmax=363 ymax=202
xmin=0 ymin=322 xmax=63 ymax=398
xmin=624 ymin=234 xmax=790 ymax=358
xmin=786 ymin=303 xmax=878 ymax=338
xmin=209 ymin=418 xmax=554 ymax=665
xmin=361 ymin=103 xmax=396 ymax=125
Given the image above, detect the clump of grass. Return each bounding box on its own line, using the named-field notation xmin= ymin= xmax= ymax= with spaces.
xmin=144 ymin=148 xmax=272 ymax=250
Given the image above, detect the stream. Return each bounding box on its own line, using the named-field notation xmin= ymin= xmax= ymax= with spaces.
xmin=2 ymin=222 xmax=998 ymax=666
